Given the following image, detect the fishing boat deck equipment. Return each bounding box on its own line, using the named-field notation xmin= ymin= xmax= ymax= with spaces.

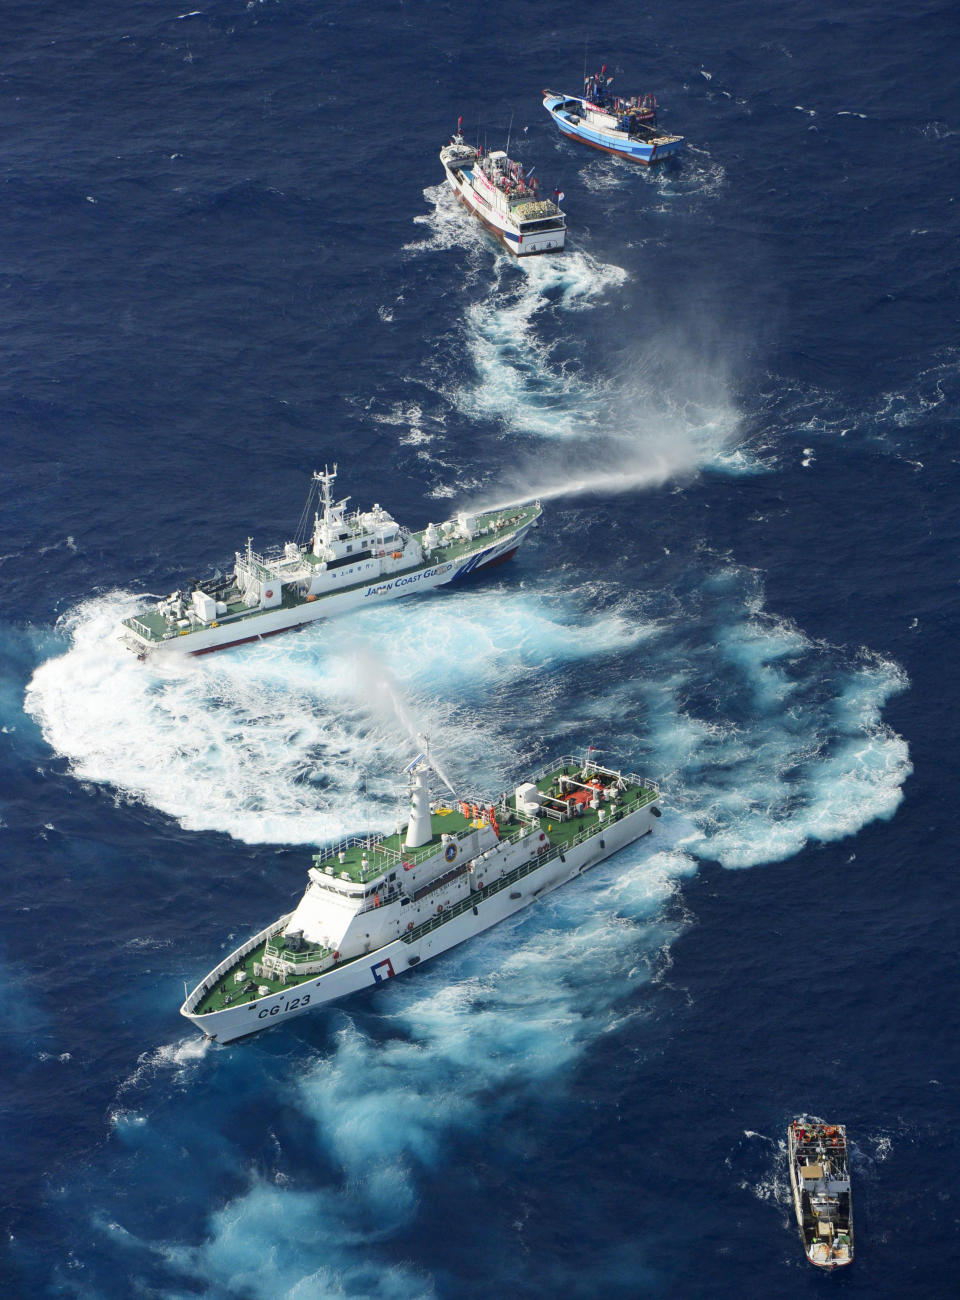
xmin=788 ymin=1118 xmax=854 ymax=1268
xmin=542 ymin=65 xmax=683 ymax=165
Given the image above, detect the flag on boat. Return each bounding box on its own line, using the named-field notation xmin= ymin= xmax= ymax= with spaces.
xmin=554 ymin=190 xmax=565 ymax=204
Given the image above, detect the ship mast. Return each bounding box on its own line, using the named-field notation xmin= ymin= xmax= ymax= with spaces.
xmin=314 ymin=463 xmax=338 ymax=526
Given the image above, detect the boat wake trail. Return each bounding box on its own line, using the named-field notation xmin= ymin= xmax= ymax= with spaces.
xmin=25 ymin=556 xmax=909 ymax=872
xmin=76 ymin=832 xmax=697 ymax=1299
xmin=397 ymin=180 xmax=757 ymax=509
xmin=404 ymin=182 xmax=490 ymax=263
xmin=449 ymin=247 xmax=753 ymax=503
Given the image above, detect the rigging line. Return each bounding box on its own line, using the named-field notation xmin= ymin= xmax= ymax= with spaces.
xmin=293 ymin=475 xmax=318 ymax=547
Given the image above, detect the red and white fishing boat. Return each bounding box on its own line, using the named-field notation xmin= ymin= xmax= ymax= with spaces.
xmin=440 ymin=119 xmax=566 ymax=256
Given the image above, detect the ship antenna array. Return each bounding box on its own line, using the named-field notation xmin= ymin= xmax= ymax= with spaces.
xmin=314 ymin=463 xmax=338 ymax=523
xmin=401 ymin=738 xmax=458 ymax=799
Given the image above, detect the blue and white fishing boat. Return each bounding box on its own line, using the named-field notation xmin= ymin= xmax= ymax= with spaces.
xmin=542 ymin=65 xmax=684 ymax=165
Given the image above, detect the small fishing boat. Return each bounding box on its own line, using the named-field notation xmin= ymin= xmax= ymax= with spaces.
xmin=542 ymin=65 xmax=684 ymax=164
xmin=440 ymin=119 xmax=566 ymax=256
xmin=787 ymin=1118 xmax=854 ymax=1268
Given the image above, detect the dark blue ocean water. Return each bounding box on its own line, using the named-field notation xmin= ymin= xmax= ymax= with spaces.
xmin=2 ymin=1 xmax=958 ymax=1295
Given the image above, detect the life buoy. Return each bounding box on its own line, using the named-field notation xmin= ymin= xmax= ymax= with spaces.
xmin=265 ymin=589 xmax=274 ymax=598
xmin=436 ymin=904 xmax=444 ymax=914
xmin=406 ymin=922 xmax=414 ymax=931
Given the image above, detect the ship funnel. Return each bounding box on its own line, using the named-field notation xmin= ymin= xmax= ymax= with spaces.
xmin=404 ymin=764 xmax=433 ymax=849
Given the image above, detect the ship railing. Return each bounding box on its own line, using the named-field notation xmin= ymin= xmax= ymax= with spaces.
xmin=313 ymin=833 xmax=397 ymax=867
xmin=127 ymin=617 xmax=158 ymax=640
xmin=184 ymin=912 xmax=293 ymax=1011
xmin=530 ymin=755 xmax=659 ymax=797
xmin=264 ymin=937 xmax=331 ymax=966
xmin=313 ymin=811 xmax=514 ymax=884
xmin=401 ymin=794 xmax=656 ymax=946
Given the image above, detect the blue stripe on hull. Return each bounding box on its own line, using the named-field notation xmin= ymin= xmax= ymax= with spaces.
xmin=544 ymin=101 xmax=683 ymax=165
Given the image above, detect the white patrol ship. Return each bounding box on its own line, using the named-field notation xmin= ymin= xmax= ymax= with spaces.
xmin=181 ymin=752 xmax=662 ymax=1043
xmin=120 ymin=466 xmax=541 ymax=657
xmin=440 ymin=119 xmax=566 ymax=256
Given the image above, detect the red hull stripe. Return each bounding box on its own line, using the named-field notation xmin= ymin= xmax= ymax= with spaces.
xmin=450 ymin=183 xmax=520 ymax=251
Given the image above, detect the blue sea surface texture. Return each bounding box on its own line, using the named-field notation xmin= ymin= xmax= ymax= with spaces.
xmin=1 ymin=0 xmax=958 ymax=1295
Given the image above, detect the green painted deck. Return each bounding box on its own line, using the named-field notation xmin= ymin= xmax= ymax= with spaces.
xmin=190 ymin=763 xmax=658 ymax=1019
xmin=314 ymin=802 xmax=499 ymax=884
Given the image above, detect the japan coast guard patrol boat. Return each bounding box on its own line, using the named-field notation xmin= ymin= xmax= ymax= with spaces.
xmin=181 ymin=751 xmax=662 ymax=1042
xmin=120 ymin=466 xmax=541 ymax=657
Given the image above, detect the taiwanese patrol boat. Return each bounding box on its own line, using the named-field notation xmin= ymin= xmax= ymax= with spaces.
xmin=542 ymin=65 xmax=684 ymax=165
xmin=181 ymin=751 xmax=662 ymax=1042
xmin=788 ymin=1118 xmax=854 ymax=1268
xmin=440 ymin=119 xmax=566 ymax=256
xmin=120 ymin=466 xmax=541 ymax=657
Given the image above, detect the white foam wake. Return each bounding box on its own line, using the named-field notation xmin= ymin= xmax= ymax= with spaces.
xmin=451 ymin=247 xmax=750 ymax=501
xmin=403 ymin=177 xmax=753 ymax=498
xmin=159 ymin=833 xmax=697 ymax=1298
xmin=23 ymin=587 xmax=653 ymax=846
xmin=26 ymin=558 xmax=910 ymax=875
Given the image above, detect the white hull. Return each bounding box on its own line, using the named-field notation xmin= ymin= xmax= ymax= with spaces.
xmin=441 ymin=161 xmax=565 ymax=256
xmin=123 ymin=520 xmax=530 ymax=658
xmin=787 ymin=1121 xmax=854 ymax=1268
xmin=183 ymin=799 xmax=657 ymax=1043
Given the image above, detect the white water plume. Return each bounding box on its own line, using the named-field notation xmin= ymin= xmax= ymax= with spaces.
xmin=448 ymin=243 xmax=750 ymax=500
xmin=342 ymin=643 xmax=458 ymax=797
